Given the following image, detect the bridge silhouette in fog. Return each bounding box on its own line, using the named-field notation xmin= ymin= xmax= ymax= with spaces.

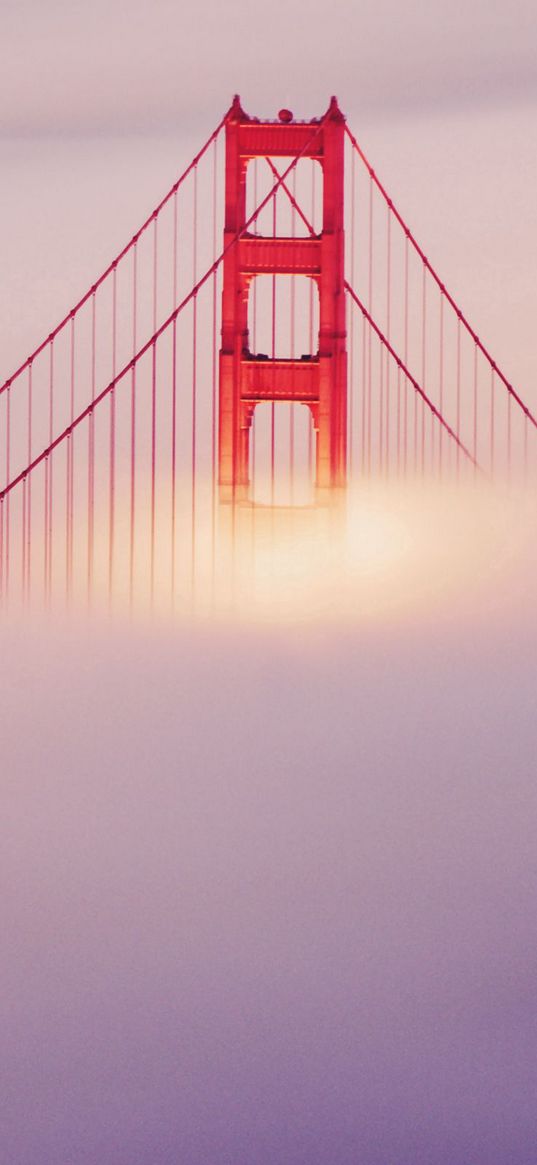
xmin=1 ymin=96 xmax=536 ymax=609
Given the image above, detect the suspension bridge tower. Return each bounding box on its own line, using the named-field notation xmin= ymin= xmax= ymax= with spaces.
xmin=218 ymin=96 xmax=347 ymax=501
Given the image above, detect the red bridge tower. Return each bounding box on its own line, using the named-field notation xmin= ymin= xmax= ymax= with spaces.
xmin=218 ymin=96 xmax=347 ymax=500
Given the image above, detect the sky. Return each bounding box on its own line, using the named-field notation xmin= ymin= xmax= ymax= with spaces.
xmin=2 ymin=0 xmax=537 ymax=393
xmin=2 ymin=2 xmax=537 ymax=1162
xmin=2 ymin=0 xmax=537 ymax=134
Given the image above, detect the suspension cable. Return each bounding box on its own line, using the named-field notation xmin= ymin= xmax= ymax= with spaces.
xmin=0 ymin=121 xmax=328 ymax=505
xmin=345 ymin=123 xmax=537 ymax=432
xmin=0 ymin=112 xmax=230 ymax=399
xmin=345 ymin=280 xmax=481 ymax=471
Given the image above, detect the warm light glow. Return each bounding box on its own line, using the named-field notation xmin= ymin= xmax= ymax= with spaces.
xmin=40 ymin=477 xmax=530 ymax=631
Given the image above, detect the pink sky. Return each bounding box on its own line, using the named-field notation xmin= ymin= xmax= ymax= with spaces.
xmin=2 ymin=2 xmax=536 ymax=404
xmin=2 ymin=0 xmax=537 ymax=135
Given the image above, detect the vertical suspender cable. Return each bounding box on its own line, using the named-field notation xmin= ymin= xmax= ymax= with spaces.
xmin=88 ymin=292 xmax=96 ymax=601
xmin=191 ymin=165 xmax=198 ymax=596
xmin=378 ymin=333 xmax=384 ymax=475
xmin=361 ymin=314 xmax=367 ymax=475
xmin=67 ymin=313 xmax=75 ymax=601
xmin=396 ymin=288 xmax=401 ymax=475
xmin=5 ymin=383 xmax=10 ymax=600
xmin=48 ymin=341 xmax=54 ymax=600
xmin=70 ymin=314 xmax=75 ymax=595
xmin=211 ymin=139 xmax=218 ymax=586
xmin=456 ymin=315 xmax=461 ymax=479
xmin=403 ymin=232 xmax=409 ymax=476
xmin=421 ymin=265 xmax=426 ymax=473
xmin=473 ymin=343 xmax=478 ymax=477
xmin=349 ymin=146 xmax=355 ymax=477
xmin=439 ymin=291 xmax=444 ymax=477
xmin=130 ymin=241 xmax=138 ymax=607
xmin=44 ymin=358 xmax=50 ymax=599
xmin=22 ymin=474 xmax=27 ymax=603
xmin=378 ymin=315 xmax=384 ymax=474
xmin=150 ymin=214 xmax=158 ymax=606
xmin=109 ymin=264 xmax=117 ymax=605
xmin=507 ymin=393 xmax=512 ymax=480
xmin=27 ymin=361 xmax=33 ymax=599
xmin=171 ymin=189 xmax=178 ymax=603
xmin=21 ymin=373 xmax=29 ymax=601
xmin=490 ymin=365 xmax=495 ymax=476
xmin=412 ymin=267 xmax=419 ymax=471
xmin=385 ymin=204 xmax=391 ymax=475
xmin=367 ymin=174 xmax=373 ymax=474
xmin=150 ymin=338 xmax=157 ymax=605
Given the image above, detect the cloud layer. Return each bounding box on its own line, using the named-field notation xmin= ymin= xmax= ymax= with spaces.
xmin=2 ymin=609 xmax=537 ymax=1163
xmin=2 ymin=0 xmax=537 ymax=135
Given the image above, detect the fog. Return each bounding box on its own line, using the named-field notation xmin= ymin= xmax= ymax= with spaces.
xmin=2 ymin=480 xmax=537 ymax=1164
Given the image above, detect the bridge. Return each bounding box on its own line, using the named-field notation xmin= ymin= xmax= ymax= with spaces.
xmin=1 ymin=96 xmax=535 ymax=610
